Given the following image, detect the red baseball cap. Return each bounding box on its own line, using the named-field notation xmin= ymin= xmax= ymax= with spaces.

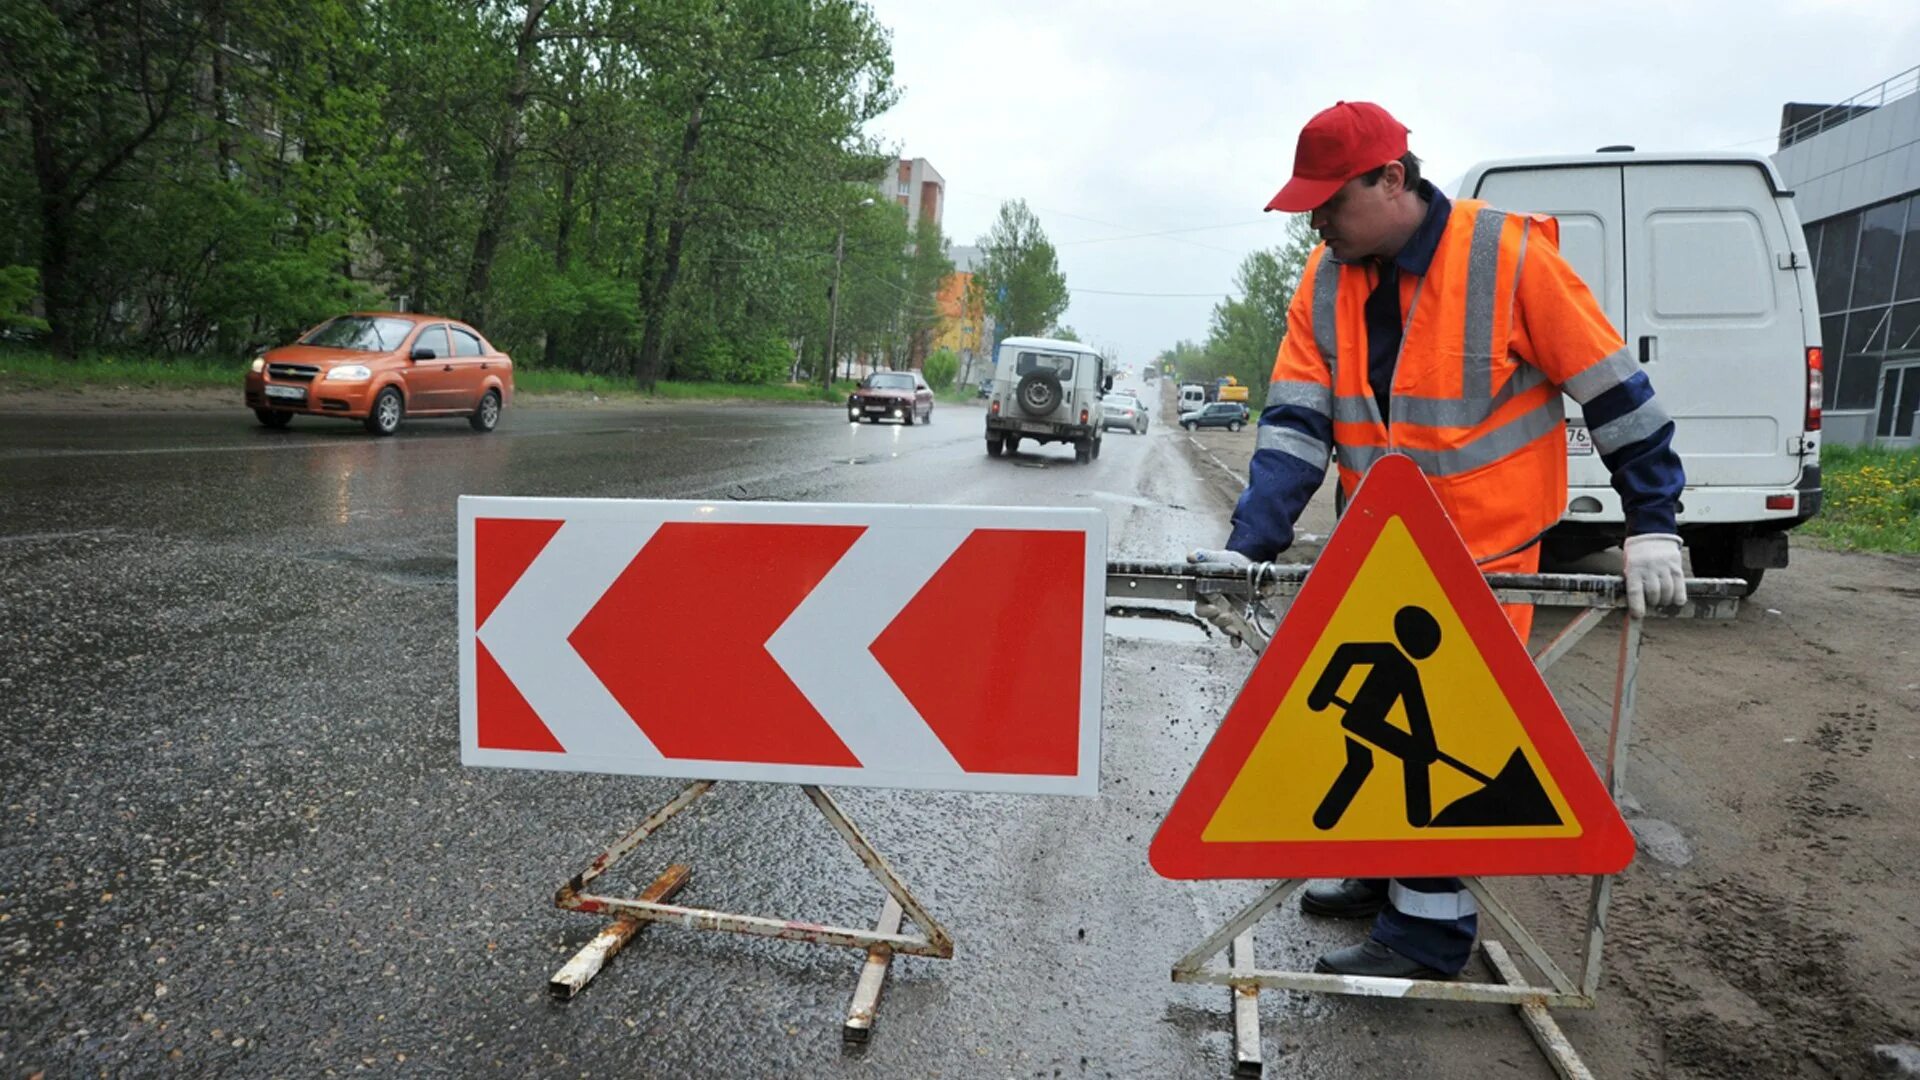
xmin=1264 ymin=101 xmax=1410 ymax=213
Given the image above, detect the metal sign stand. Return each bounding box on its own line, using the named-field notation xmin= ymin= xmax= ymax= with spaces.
xmin=1105 ymin=561 xmax=1743 ymax=1079
xmin=547 ymin=780 xmax=953 ymax=1042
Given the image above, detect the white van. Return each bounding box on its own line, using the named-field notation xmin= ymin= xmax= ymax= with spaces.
xmin=1457 ymin=150 xmax=1824 ymax=594
xmin=1178 ymin=383 xmax=1208 ymax=413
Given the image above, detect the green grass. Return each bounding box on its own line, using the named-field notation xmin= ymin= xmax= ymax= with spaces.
xmin=0 ymin=348 xmax=241 ymax=389
xmin=1801 ymin=445 xmax=1920 ymax=553
xmin=0 ymin=347 xmax=862 ymax=404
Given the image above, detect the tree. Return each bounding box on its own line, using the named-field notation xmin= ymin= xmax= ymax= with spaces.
xmin=1050 ymin=324 xmax=1080 ymax=342
xmin=1189 ymin=213 xmax=1318 ymax=409
xmin=976 ymin=199 xmax=1067 ymax=338
xmin=923 ymin=346 xmax=958 ymax=390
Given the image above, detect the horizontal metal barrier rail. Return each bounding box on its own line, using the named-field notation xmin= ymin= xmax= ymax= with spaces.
xmin=1106 ymin=559 xmax=1747 ymax=619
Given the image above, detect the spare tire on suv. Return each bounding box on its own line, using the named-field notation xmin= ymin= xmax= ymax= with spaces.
xmin=1016 ymin=370 xmax=1063 ymax=417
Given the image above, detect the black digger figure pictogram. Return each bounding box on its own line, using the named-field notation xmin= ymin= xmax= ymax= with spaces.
xmin=1305 ymin=605 xmax=1562 ymax=831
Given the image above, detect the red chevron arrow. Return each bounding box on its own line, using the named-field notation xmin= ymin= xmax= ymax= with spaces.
xmin=569 ymin=522 xmax=865 ymax=765
xmin=870 ymin=528 xmax=1084 ymax=775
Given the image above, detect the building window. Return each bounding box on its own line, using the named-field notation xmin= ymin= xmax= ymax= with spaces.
xmin=1807 ymin=192 xmax=1920 ymax=415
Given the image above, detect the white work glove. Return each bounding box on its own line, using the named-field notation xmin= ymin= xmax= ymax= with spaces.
xmin=1189 ymin=548 xmax=1266 ymax=652
xmin=1622 ymin=533 xmax=1687 ymax=618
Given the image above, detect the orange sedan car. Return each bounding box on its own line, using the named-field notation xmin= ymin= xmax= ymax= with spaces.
xmin=243 ymin=312 xmax=513 ymax=435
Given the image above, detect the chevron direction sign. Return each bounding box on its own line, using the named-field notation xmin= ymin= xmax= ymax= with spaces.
xmin=458 ymin=497 xmax=1107 ymax=795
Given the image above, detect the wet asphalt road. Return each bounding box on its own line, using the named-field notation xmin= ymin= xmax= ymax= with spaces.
xmin=0 ymin=400 xmax=1544 ymax=1078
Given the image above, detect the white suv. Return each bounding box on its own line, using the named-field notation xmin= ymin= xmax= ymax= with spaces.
xmin=985 ymin=336 xmax=1112 ymax=463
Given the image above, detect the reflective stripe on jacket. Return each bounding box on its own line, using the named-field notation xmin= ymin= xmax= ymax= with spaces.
xmin=1255 ymin=199 xmax=1671 ymax=563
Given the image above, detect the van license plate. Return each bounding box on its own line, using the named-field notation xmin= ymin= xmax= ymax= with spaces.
xmin=1566 ymin=425 xmax=1594 ymax=456
xmin=265 ymin=385 xmax=307 ymax=401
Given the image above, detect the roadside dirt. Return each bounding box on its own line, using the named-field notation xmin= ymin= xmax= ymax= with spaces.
xmin=1173 ymin=411 xmax=1920 ymax=1079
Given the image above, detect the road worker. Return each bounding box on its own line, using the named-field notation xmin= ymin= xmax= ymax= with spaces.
xmin=1190 ymin=101 xmax=1688 ymax=979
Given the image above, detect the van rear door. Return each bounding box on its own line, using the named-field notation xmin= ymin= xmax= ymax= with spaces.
xmin=1469 ymin=164 xmax=1623 ymax=491
xmin=1622 ymin=163 xmax=1804 ymax=486
xmin=1473 ymin=160 xmax=1806 ymax=489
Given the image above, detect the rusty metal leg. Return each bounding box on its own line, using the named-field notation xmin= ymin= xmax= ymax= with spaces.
xmin=843 ymin=895 xmax=905 ymax=1043
xmin=1173 ymin=880 xmax=1300 ymax=976
xmin=803 ymin=785 xmax=954 ymax=958
xmin=555 ymin=780 xmax=713 ymax=911
xmin=549 ymin=863 xmax=692 ymax=1000
xmin=1483 ymin=941 xmax=1596 ymax=1080
xmin=1230 ymin=931 xmax=1263 ymax=1077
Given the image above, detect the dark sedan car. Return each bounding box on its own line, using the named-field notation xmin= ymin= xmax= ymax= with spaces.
xmin=848 ymin=370 xmax=933 ymax=424
xmin=1179 ymin=401 xmax=1249 ymax=431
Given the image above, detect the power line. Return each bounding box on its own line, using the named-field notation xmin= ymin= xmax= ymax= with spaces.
xmin=1069 ymin=287 xmax=1230 ymax=298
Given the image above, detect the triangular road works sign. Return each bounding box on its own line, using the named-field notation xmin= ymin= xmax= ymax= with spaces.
xmin=1152 ymin=454 xmax=1634 ymax=879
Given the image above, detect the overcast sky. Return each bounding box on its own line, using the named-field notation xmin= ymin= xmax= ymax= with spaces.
xmin=864 ymin=0 xmax=1920 ymax=372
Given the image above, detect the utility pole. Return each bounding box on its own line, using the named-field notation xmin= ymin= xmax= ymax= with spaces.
xmin=823 ymin=197 xmax=875 ymax=392
xmin=823 ymin=221 xmax=847 ymax=392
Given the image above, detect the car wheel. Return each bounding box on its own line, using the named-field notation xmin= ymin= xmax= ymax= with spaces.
xmin=986 ymin=435 xmax=1004 ymax=458
xmin=1228 ymin=420 xmax=1243 ymax=432
xmin=469 ymin=389 xmax=501 ymax=433
xmin=902 ymin=407 xmax=915 ymax=426
xmin=365 ymin=387 xmax=403 ymax=436
xmin=254 ymin=408 xmax=292 ymax=429
xmin=923 ymin=404 xmax=933 ymax=424
xmin=1182 ymin=420 xmax=1195 ymax=431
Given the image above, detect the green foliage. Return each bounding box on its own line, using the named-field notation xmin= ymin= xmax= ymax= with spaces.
xmin=1800 ymin=446 xmax=1920 ymax=553
xmin=0 ymin=0 xmax=930 ymax=389
xmin=0 ymin=267 xmax=47 ymax=334
xmin=977 ymin=200 xmax=1069 ymax=338
xmin=923 ymin=347 xmax=959 ymax=389
xmin=1051 ymin=324 xmax=1080 ymax=342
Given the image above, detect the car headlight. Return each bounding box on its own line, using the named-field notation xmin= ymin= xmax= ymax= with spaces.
xmin=326 ymin=365 xmax=372 ymax=381
xmin=250 ymin=357 xmax=265 ymax=373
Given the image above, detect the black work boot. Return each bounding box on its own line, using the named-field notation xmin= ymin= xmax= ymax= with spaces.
xmin=1313 ymin=939 xmax=1449 ymax=980
xmin=1299 ymin=878 xmax=1387 ymax=919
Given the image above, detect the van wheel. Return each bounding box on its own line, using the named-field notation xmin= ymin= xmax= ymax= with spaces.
xmin=1688 ymin=533 xmax=1764 ymax=596
xmin=469 ymin=389 xmax=501 ymax=432
xmin=986 ymin=435 xmax=1004 ymax=458
xmin=1008 ymin=436 xmax=1022 ymax=454
xmin=255 ymin=409 xmax=292 ymax=429
xmin=365 ymin=387 xmax=403 ymax=436
xmin=1091 ymin=436 xmax=1102 ymax=460
xmin=1074 ymin=438 xmax=1092 ymax=464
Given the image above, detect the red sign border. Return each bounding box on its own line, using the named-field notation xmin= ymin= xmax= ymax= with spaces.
xmin=1149 ymin=454 xmax=1635 ymax=879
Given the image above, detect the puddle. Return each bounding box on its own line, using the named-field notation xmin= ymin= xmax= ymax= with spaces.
xmin=1105 ymin=604 xmax=1212 ymax=644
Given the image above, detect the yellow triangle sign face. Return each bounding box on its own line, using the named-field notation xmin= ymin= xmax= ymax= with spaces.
xmin=1151 ymin=454 xmax=1634 ymax=879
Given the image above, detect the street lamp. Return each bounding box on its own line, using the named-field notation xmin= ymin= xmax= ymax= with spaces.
xmin=823 ymin=197 xmax=877 ymax=391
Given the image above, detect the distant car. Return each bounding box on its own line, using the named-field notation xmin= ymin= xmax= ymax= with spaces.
xmin=1180 ymin=401 xmax=1248 ymax=432
xmin=848 ymin=370 xmax=933 ymax=424
xmin=243 ymin=312 xmax=512 ymax=436
xmin=1101 ymin=392 xmax=1149 ymax=434
xmin=977 ymin=376 xmax=993 ymax=398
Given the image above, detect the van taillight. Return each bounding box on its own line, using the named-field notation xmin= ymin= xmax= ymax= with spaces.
xmin=990 ymin=400 xmax=1000 ymax=416
xmin=1806 ymin=347 xmax=1823 ymax=432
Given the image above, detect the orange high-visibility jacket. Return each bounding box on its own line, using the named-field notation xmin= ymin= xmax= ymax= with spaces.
xmin=1263 ymin=199 xmax=1666 ymax=562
